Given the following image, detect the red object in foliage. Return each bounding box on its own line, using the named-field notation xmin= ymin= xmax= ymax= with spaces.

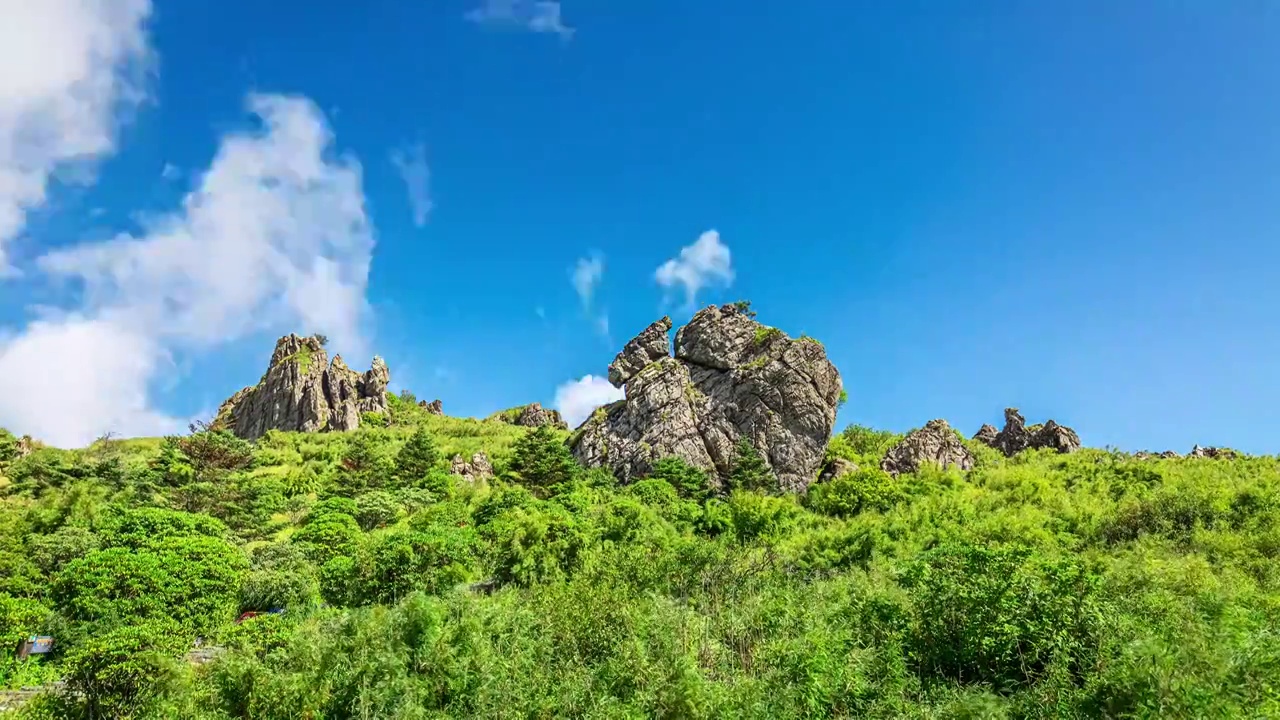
xmin=236 ymin=611 xmax=260 ymax=624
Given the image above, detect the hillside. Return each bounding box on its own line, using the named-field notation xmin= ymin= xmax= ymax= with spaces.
xmin=1 ymin=380 xmax=1278 ymax=718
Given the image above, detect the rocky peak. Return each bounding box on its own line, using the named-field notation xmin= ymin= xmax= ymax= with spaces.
xmin=974 ymin=407 xmax=1081 ymax=457
xmin=571 ymin=304 xmax=842 ymax=492
xmin=881 ymin=419 xmax=974 ymax=476
xmin=420 ymin=399 xmax=444 ymax=415
xmin=607 ymin=316 xmax=672 ymax=388
xmin=513 ymin=403 xmax=568 ymax=430
xmin=215 ymin=333 xmax=390 ymax=440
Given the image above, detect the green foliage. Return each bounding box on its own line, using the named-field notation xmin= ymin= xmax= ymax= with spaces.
xmin=353 ymin=490 xmax=404 ymax=530
xmin=903 ymin=542 xmax=1102 ymax=689
xmin=59 ymin=619 xmax=189 ymax=719
xmin=646 ymin=455 xmax=713 ymax=501
xmin=2 ymin=414 xmax=1279 ymax=717
xmin=506 ymin=424 xmax=581 ymax=497
xmin=806 ymin=467 xmax=901 ymax=518
xmin=729 ymin=299 xmax=757 ymax=318
xmin=360 ymin=411 xmax=389 ymax=428
xmin=394 ymin=425 xmax=440 ymax=484
xmin=726 ymin=438 xmax=777 ymax=494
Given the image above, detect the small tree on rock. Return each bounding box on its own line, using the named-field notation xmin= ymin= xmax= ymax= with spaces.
xmin=726 ymin=438 xmax=777 ymax=494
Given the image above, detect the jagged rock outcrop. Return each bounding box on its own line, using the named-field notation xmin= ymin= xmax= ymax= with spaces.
xmin=215 ymin=334 xmax=390 ymax=440
xmin=608 ymin=317 xmax=673 ymax=387
xmin=975 ymin=408 xmax=1081 ymax=457
xmin=420 ymin=399 xmax=444 ymax=416
xmin=496 ymin=402 xmax=569 ymax=430
xmin=570 ymin=304 xmax=842 ymax=492
xmin=1134 ymin=450 xmax=1181 ymax=460
xmin=881 ymin=419 xmax=974 ymax=476
xmin=450 ymin=452 xmax=494 ymax=481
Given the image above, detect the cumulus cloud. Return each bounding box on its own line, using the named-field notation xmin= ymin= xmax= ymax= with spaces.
xmin=0 ymin=93 xmax=375 ymax=447
xmin=571 ymin=253 xmax=603 ymax=308
xmin=554 ymin=374 xmax=623 ymax=428
xmin=466 ymin=0 xmax=574 ymax=39
xmin=390 ymin=143 xmax=431 ymax=227
xmin=655 ymin=229 xmax=734 ymax=307
xmin=0 ymin=0 xmax=153 ymax=273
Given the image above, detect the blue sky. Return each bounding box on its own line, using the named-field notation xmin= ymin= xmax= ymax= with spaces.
xmin=0 ymin=1 xmax=1277 ymax=453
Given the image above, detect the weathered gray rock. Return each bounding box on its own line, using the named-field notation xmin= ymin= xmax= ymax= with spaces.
xmin=508 ymin=402 xmax=569 ymax=430
xmin=608 ymin=317 xmax=673 ymax=388
xmin=570 ymin=304 xmax=843 ymax=492
xmin=974 ymin=424 xmax=999 ymax=447
xmin=975 ymin=408 xmax=1081 ymax=457
xmin=215 ymin=334 xmax=390 ymax=440
xmin=881 ymin=419 xmax=974 ymax=476
xmin=450 ymin=452 xmax=494 ymax=481
xmin=420 ymin=399 xmax=444 ymax=415
xmin=818 ymin=456 xmax=859 ymax=483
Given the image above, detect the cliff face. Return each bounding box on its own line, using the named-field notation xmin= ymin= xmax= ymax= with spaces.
xmin=215 ymin=334 xmax=389 ymax=440
xmin=570 ymin=305 xmax=842 ymax=492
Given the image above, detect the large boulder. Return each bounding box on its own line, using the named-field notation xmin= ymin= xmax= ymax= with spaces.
xmin=570 ymin=304 xmax=842 ymax=492
xmin=450 ymin=452 xmax=494 ymax=482
xmin=881 ymin=419 xmax=974 ymax=476
xmin=214 ymin=334 xmax=390 ymax=440
xmin=974 ymin=408 xmax=1081 ymax=457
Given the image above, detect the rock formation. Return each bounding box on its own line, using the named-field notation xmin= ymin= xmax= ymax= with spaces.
xmin=450 ymin=452 xmax=494 ymax=482
xmin=1189 ymin=445 xmax=1238 ymax=460
xmin=420 ymin=399 xmax=444 ymax=416
xmin=881 ymin=419 xmax=974 ymax=476
xmin=974 ymin=408 xmax=1081 ymax=457
xmin=215 ymin=334 xmax=390 ymax=440
xmin=495 ymin=403 xmax=569 ymax=430
xmin=570 ymin=304 xmax=842 ymax=492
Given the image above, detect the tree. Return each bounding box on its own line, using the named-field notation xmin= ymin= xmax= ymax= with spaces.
xmin=395 ymin=426 xmax=440 ymax=484
xmin=726 ymin=438 xmax=776 ymax=494
xmin=506 ymin=425 xmax=581 ymax=498
xmin=646 ymin=456 xmax=713 ymax=502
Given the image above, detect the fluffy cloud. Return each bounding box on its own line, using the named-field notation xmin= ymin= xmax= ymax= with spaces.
xmin=554 ymin=374 xmax=623 ymax=428
xmin=466 ymin=0 xmax=574 ymax=39
xmin=390 ymin=143 xmax=432 ymax=227
xmin=655 ymin=229 xmax=734 ymax=307
xmin=571 ymin=254 xmax=603 ymax=307
xmin=0 ymin=93 xmax=375 ymax=447
xmin=0 ymin=0 xmax=152 ymax=273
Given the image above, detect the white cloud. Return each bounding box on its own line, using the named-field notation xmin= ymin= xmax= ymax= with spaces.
xmin=0 ymin=316 xmax=184 ymax=445
xmin=390 ymin=143 xmax=431 ymax=227
xmin=0 ymin=93 xmax=375 ymax=447
xmin=0 ymin=0 xmax=153 ymax=273
xmin=571 ymin=253 xmax=603 ymax=307
xmin=161 ymin=162 xmax=180 ymax=180
xmin=554 ymin=374 xmax=623 ymax=428
xmin=654 ymin=229 xmax=734 ymax=307
xmin=466 ymin=0 xmax=574 ymax=39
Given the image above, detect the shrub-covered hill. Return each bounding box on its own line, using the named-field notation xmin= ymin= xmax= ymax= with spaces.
xmin=1 ymin=393 xmax=1279 ymax=718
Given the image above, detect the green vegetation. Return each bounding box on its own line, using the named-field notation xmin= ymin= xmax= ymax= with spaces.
xmin=752 ymin=326 xmax=783 ymax=346
xmin=1 ymin=408 xmax=1279 ymax=719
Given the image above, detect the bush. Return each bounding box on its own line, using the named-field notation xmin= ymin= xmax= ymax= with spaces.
xmin=806 ymin=467 xmax=901 ymax=518
xmin=645 ymin=456 xmax=713 ymax=501
xmin=354 ymin=490 xmax=404 ymax=531
xmin=60 ymin=620 xmax=189 ymax=719
xmin=902 ymin=542 xmax=1102 ymax=688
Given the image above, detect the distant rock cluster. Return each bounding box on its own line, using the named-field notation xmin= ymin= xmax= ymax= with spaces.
xmin=974 ymin=408 xmax=1082 ymax=456
xmin=215 ymin=334 xmax=390 ymax=440
xmin=494 ymin=403 xmax=569 ymax=431
xmin=570 ymin=304 xmax=843 ymax=492
xmin=881 ymin=419 xmax=974 ymax=476
xmin=419 ymin=399 xmax=444 ymax=416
